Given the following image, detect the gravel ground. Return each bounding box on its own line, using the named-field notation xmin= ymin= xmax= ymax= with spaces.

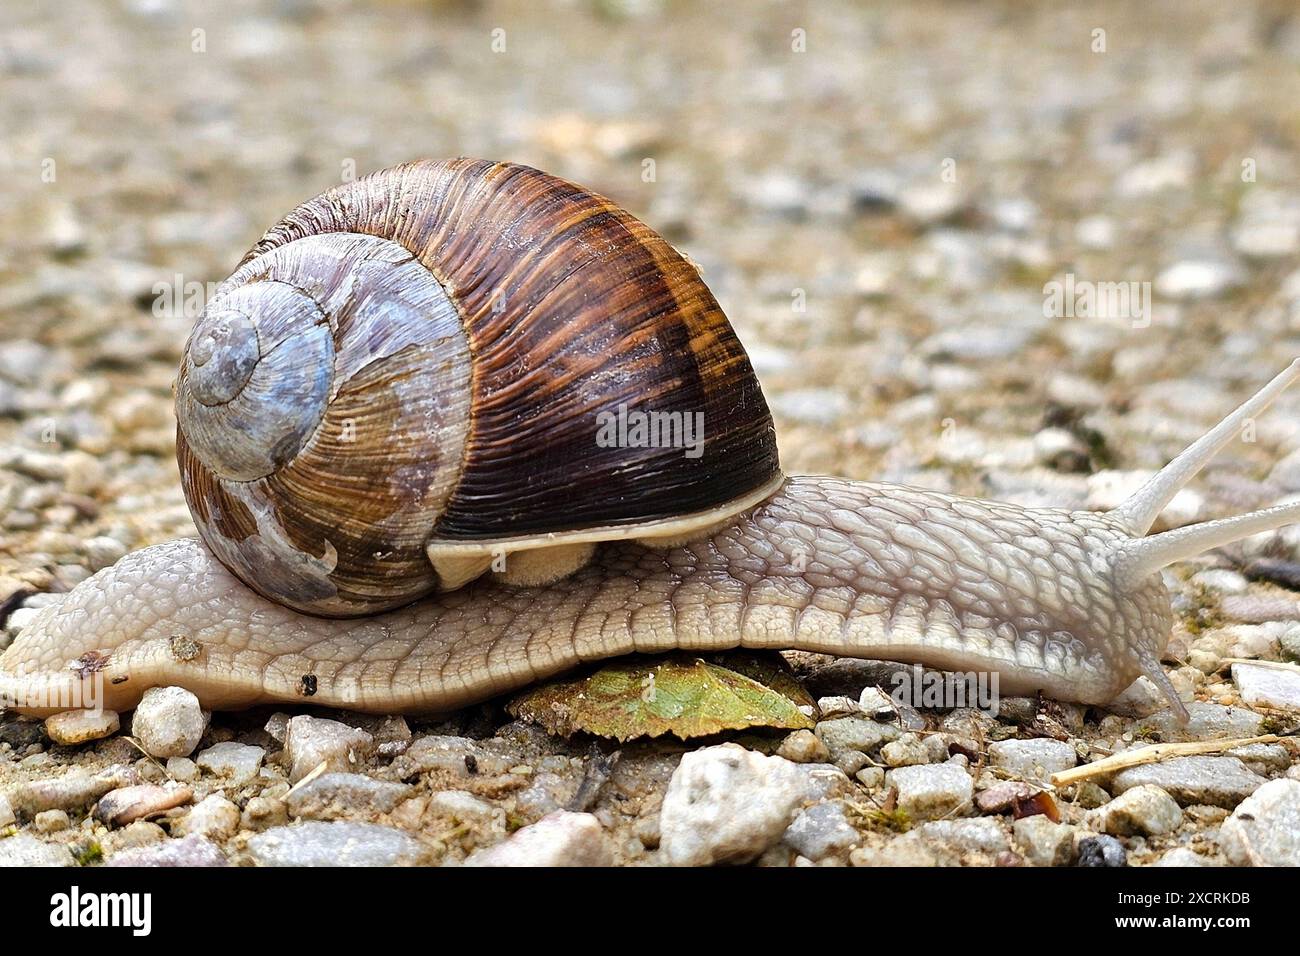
xmin=2 ymin=0 xmax=1300 ymax=867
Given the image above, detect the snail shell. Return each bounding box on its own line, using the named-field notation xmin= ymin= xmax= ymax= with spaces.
xmin=175 ymin=159 xmax=782 ymax=617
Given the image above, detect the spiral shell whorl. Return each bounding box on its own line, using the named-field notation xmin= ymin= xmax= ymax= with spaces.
xmin=177 ymin=232 xmax=470 ymax=616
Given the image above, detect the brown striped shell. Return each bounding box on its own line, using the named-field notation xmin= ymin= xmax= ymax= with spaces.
xmin=175 ymin=159 xmax=781 ymax=617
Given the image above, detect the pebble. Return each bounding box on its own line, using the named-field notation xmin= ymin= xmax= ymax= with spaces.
xmin=1154 ymin=848 xmax=1217 ymax=867
xmin=1154 ymin=258 xmax=1245 ymax=300
xmin=987 ymin=738 xmax=1078 ymax=781
xmin=1012 ymin=815 xmax=1075 ymax=866
xmin=285 ymin=772 xmax=414 ymax=819
xmin=1075 ymin=215 xmax=1117 ymax=249
xmin=897 ymin=180 xmax=969 ymax=226
xmin=284 ymin=716 xmax=374 ymax=783
xmin=242 ymin=795 xmax=289 ymax=831
xmin=974 ymin=780 xmax=1043 ymax=815
xmin=424 ymin=790 xmax=506 ymax=836
xmin=195 ymin=742 xmax=266 ymax=785
xmin=0 ymin=834 xmax=75 ymax=867
xmin=1226 ymin=742 xmax=1293 ymax=776
xmin=814 ymin=716 xmax=901 ymax=759
xmin=1076 ymin=834 xmax=1127 ymax=867
xmin=5 ymin=767 xmax=134 ymax=819
xmin=776 ymin=729 xmax=832 ymax=764
xmin=110 ymin=820 xmax=166 ymax=850
xmin=166 ymin=756 xmax=198 ymax=782
xmin=1230 ymin=662 xmax=1300 ymax=712
xmin=658 ymin=744 xmax=813 ymax=866
xmin=885 ymin=763 xmax=974 ymax=822
xmin=0 ymin=793 xmax=13 ymax=827
xmin=249 ymin=821 xmax=429 ymax=867
xmin=1134 ymin=702 xmax=1264 ymax=741
xmin=82 ymin=535 xmax=127 ymax=571
xmin=465 ymin=811 xmax=614 ymax=867
xmin=782 ymin=801 xmax=860 ymax=861
xmin=1219 ymin=779 xmax=1300 ymax=866
xmin=94 ymin=783 xmax=193 ymax=827
xmin=44 ymin=708 xmax=120 ymax=745
xmin=1092 ymin=785 xmax=1184 ymax=836
xmin=770 ymin=389 xmax=850 ymax=426
xmin=132 ymin=686 xmax=206 ymax=757
xmin=4 ymin=606 xmax=40 ymax=637
xmin=918 ymin=817 xmax=1011 ymax=855
xmin=1086 ymin=471 xmax=1204 ymax=526
xmin=1190 ymin=568 xmax=1249 ymax=595
xmin=33 ymin=809 xmax=70 ymax=833
xmin=107 ymin=835 xmax=230 ymax=867
xmin=880 ymin=732 xmax=949 ymax=767
xmin=173 ymin=794 xmax=242 ymax=840
xmin=1110 ymin=756 xmax=1267 ymax=809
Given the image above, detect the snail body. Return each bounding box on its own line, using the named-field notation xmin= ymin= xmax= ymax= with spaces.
xmin=5 ymin=159 xmax=1300 ymax=722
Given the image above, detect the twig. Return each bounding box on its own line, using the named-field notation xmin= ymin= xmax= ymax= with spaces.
xmin=1219 ymin=658 xmax=1300 ymax=673
xmin=1050 ymin=734 xmax=1283 ymax=787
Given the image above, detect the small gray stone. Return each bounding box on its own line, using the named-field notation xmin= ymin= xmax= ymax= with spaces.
xmin=1219 ymin=779 xmax=1300 ymax=866
xmin=815 ymin=716 xmax=900 ymax=758
xmin=107 ymin=835 xmax=229 ymax=867
xmin=195 ymin=742 xmax=265 ymax=785
xmin=166 ymin=757 xmax=198 ymax=782
xmin=1155 ymin=258 xmax=1244 ymax=300
xmin=0 ymin=793 xmax=13 ymax=828
xmin=284 ymin=716 xmax=374 ymax=783
xmin=898 ymin=180 xmax=970 ymax=227
xmin=885 ymin=763 xmax=974 ymax=822
xmin=1154 ymin=848 xmax=1217 ymax=867
xmin=1226 ymin=743 xmax=1293 ymax=776
xmin=465 ymin=811 xmax=614 ymax=867
xmin=776 ymin=729 xmax=831 ymax=764
xmin=987 ymin=739 xmax=1078 ymax=781
xmin=32 ymin=810 xmax=69 ymax=833
xmin=1134 ymin=702 xmax=1264 ymax=741
xmin=426 ymin=790 xmax=505 ymax=831
xmin=132 ymin=686 xmax=206 ymax=758
xmin=0 ymin=834 xmax=75 ymax=867
xmin=5 ymin=767 xmax=134 ymax=819
xmin=1110 ymin=756 xmax=1267 ymax=809
xmin=881 ymin=732 xmax=949 ymax=767
xmin=1231 ymin=662 xmax=1300 ymax=712
xmin=82 ymin=535 xmax=127 ymax=571
xmin=285 ymin=772 xmax=414 ymax=819
xmin=771 ymin=389 xmax=851 ymax=426
xmin=659 ymin=744 xmax=813 ymax=866
xmin=173 ymin=794 xmax=241 ymax=839
xmin=249 ymin=821 xmax=429 ymax=866
xmin=917 ymin=817 xmax=1011 ymax=855
xmin=1092 ymin=785 xmax=1184 ymax=836
xmin=1189 ymin=568 xmax=1248 ymax=595
xmin=1076 ymin=834 xmax=1127 ymax=867
xmin=782 ymin=801 xmax=860 ymax=861
xmin=1013 ymin=815 xmax=1075 ymax=866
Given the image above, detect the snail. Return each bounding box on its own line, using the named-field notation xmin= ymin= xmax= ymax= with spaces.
xmin=3 ymin=157 xmax=1300 ymax=724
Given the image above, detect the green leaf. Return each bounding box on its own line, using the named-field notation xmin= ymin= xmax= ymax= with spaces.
xmin=507 ymin=652 xmax=817 ymax=742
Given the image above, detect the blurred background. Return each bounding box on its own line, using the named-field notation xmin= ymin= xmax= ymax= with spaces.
xmin=3 ymin=0 xmax=1300 ymax=586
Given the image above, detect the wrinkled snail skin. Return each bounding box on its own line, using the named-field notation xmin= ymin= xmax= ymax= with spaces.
xmin=5 ymin=158 xmax=1300 ymax=721
xmin=0 ymin=476 xmax=1169 ymax=717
